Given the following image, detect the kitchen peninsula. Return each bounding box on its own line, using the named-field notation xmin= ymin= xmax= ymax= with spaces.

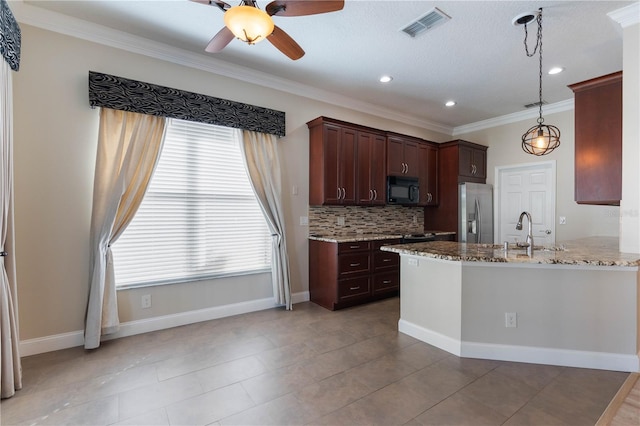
xmin=382 ymin=237 xmax=640 ymax=372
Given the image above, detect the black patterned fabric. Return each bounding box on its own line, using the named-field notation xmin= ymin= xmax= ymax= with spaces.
xmin=88 ymin=71 xmax=286 ymax=137
xmin=0 ymin=0 xmax=21 ymax=71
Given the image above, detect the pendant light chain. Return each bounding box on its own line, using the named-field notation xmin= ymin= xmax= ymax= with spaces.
xmin=523 ymin=10 xmax=544 ymax=124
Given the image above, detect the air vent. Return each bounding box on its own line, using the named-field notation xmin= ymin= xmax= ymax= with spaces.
xmin=400 ymin=8 xmax=451 ymax=38
xmin=524 ymin=100 xmax=548 ymax=109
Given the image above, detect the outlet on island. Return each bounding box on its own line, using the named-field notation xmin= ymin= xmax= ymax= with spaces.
xmin=337 ymin=216 xmax=345 ymax=226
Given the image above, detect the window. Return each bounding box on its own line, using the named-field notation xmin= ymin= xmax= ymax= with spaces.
xmin=112 ymin=119 xmax=272 ymax=288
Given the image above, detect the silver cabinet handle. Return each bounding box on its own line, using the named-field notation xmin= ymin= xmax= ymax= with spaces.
xmin=349 ymin=245 xmax=360 ymax=249
xmin=350 ymin=286 xmax=360 ymax=290
xmin=373 ymin=189 xmax=377 ymax=200
xmin=350 ymin=263 xmax=360 ymax=267
xmin=337 ymin=187 xmax=341 ymax=199
xmin=369 ymin=189 xmax=373 ymax=201
xmin=382 ymin=280 xmax=391 ymax=284
xmin=405 ymin=163 xmax=409 ymax=174
xmin=383 ymin=258 xmax=391 ymax=262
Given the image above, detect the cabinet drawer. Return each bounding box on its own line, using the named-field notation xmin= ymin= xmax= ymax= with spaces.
xmin=338 ymin=253 xmax=370 ymax=276
xmin=373 ymin=271 xmax=399 ymax=294
xmin=374 ymin=251 xmax=399 ymax=271
xmin=338 ymin=241 xmax=371 ymax=254
xmin=338 ymin=277 xmax=371 ymax=301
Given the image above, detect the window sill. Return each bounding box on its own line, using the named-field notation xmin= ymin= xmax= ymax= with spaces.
xmin=116 ymin=268 xmax=271 ymax=291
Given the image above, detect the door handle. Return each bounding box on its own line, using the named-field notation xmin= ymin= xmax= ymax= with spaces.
xmin=540 ymin=229 xmax=552 ymax=235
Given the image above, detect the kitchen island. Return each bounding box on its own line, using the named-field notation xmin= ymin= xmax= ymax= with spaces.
xmin=381 ymin=237 xmax=640 ymax=372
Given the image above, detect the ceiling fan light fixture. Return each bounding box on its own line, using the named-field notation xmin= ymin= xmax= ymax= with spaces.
xmin=224 ymin=5 xmax=274 ymax=44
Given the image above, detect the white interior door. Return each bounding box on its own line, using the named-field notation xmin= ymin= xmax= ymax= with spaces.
xmin=496 ymin=161 xmax=556 ymax=246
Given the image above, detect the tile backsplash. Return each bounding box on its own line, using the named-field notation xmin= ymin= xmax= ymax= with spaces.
xmin=309 ymin=205 xmax=424 ymax=235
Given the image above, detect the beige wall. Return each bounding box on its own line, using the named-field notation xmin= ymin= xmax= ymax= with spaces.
xmin=12 ymin=25 xmax=450 ymax=341
xmin=457 ymin=109 xmax=621 ymax=241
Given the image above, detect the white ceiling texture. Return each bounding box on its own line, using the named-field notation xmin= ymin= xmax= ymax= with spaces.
xmin=15 ymin=0 xmax=637 ymax=134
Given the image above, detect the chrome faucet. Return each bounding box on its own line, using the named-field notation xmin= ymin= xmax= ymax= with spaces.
xmin=515 ymin=211 xmax=534 ymax=256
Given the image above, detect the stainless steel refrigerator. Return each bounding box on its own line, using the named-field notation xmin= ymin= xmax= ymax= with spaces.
xmin=458 ymin=182 xmax=494 ymax=244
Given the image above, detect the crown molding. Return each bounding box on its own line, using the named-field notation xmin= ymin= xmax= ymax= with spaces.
xmin=11 ymin=1 xmax=453 ymax=135
xmin=452 ymin=99 xmax=575 ymax=136
xmin=608 ymin=2 xmax=640 ymax=28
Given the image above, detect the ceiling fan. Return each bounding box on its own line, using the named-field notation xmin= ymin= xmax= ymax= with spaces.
xmin=191 ymin=0 xmax=345 ymax=60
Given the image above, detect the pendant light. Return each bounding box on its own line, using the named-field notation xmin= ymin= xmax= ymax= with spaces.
xmin=517 ymin=8 xmax=561 ymax=156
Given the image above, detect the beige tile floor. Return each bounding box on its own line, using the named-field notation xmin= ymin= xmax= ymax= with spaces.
xmin=0 ymin=297 xmax=630 ymax=426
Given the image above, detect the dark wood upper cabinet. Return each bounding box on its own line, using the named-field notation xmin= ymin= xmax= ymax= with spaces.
xmin=387 ymin=134 xmax=420 ymax=178
xmin=569 ymin=71 xmax=622 ymax=206
xmin=458 ymin=142 xmax=486 ymax=180
xmin=308 ymin=117 xmax=356 ymax=205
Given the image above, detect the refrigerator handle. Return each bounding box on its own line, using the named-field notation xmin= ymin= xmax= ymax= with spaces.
xmin=475 ymin=198 xmax=481 ymax=242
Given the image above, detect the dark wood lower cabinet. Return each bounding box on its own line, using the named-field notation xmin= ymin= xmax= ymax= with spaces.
xmin=309 ymin=239 xmax=400 ymax=310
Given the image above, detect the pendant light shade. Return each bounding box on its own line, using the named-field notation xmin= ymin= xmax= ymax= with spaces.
xmin=517 ymin=8 xmax=560 ymax=156
xmin=522 ymin=122 xmax=561 ymax=155
xmin=224 ymin=5 xmax=274 ymax=44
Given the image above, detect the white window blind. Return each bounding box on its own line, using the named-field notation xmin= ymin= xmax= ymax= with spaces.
xmin=112 ymin=118 xmax=272 ymax=288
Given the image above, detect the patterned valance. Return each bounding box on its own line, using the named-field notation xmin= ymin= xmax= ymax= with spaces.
xmin=0 ymin=0 xmax=21 ymax=71
xmin=88 ymin=71 xmax=285 ymax=137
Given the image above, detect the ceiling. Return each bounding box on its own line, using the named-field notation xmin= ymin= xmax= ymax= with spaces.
xmin=18 ymin=0 xmax=635 ymax=133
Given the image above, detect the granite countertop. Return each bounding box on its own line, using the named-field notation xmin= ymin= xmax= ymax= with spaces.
xmin=380 ymin=236 xmax=640 ymax=267
xmin=309 ymin=230 xmax=456 ymax=243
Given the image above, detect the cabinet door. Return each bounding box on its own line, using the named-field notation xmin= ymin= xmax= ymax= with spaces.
xmin=458 ymin=145 xmax=474 ymax=178
xmin=403 ymin=141 xmax=419 ymax=178
xmin=370 ymin=134 xmax=387 ymax=205
xmin=338 ymin=127 xmax=357 ymax=204
xmin=472 ymin=149 xmax=486 ymax=180
xmin=418 ymin=143 xmax=439 ymax=206
xmin=386 ymin=137 xmax=405 ymax=176
xmin=356 ymin=132 xmax=385 ymax=205
xmin=322 ymin=124 xmax=341 ymax=204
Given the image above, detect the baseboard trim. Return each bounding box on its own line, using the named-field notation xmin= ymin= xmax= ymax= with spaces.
xmin=20 ymin=291 xmax=310 ymax=357
xmin=398 ymin=319 xmax=640 ymax=372
xmin=398 ymin=319 xmax=462 ymax=356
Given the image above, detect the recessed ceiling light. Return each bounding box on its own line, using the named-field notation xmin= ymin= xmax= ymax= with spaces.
xmin=548 ymin=67 xmax=564 ymax=75
xmin=379 ymin=75 xmax=393 ymax=83
xmin=445 ymin=100 xmax=456 ymax=107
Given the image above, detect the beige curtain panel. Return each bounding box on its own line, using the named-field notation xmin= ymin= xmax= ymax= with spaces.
xmin=0 ymin=59 xmax=22 ymax=399
xmin=85 ymin=108 xmax=166 ymax=349
xmin=240 ymin=130 xmax=292 ymax=310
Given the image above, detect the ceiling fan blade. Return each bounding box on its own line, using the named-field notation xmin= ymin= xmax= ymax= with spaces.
xmin=268 ymin=25 xmax=305 ymax=60
xmin=266 ymin=0 xmax=344 ymax=17
xmin=205 ymin=27 xmax=235 ymax=53
xmin=190 ymin=0 xmax=231 ymax=11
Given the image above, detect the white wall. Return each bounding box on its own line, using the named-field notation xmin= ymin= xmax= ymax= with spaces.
xmin=12 ymin=25 xmax=450 ymax=343
xmin=620 ymin=22 xmax=640 ymax=253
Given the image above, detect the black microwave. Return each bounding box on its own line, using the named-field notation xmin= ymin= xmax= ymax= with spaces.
xmin=387 ymin=176 xmax=420 ymax=205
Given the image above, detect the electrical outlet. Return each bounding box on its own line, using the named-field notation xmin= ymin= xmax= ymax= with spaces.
xmin=141 ymin=294 xmax=152 ymax=309
xmin=413 ymin=215 xmax=417 ymax=225
xmin=559 ymin=216 xmax=567 ymax=225
xmin=337 ymin=216 xmax=345 ymax=226
xmin=408 ymin=258 xmax=418 ymax=266
xmin=299 ymin=216 xmax=308 ymax=226
xmin=505 ymin=312 xmax=517 ymax=328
